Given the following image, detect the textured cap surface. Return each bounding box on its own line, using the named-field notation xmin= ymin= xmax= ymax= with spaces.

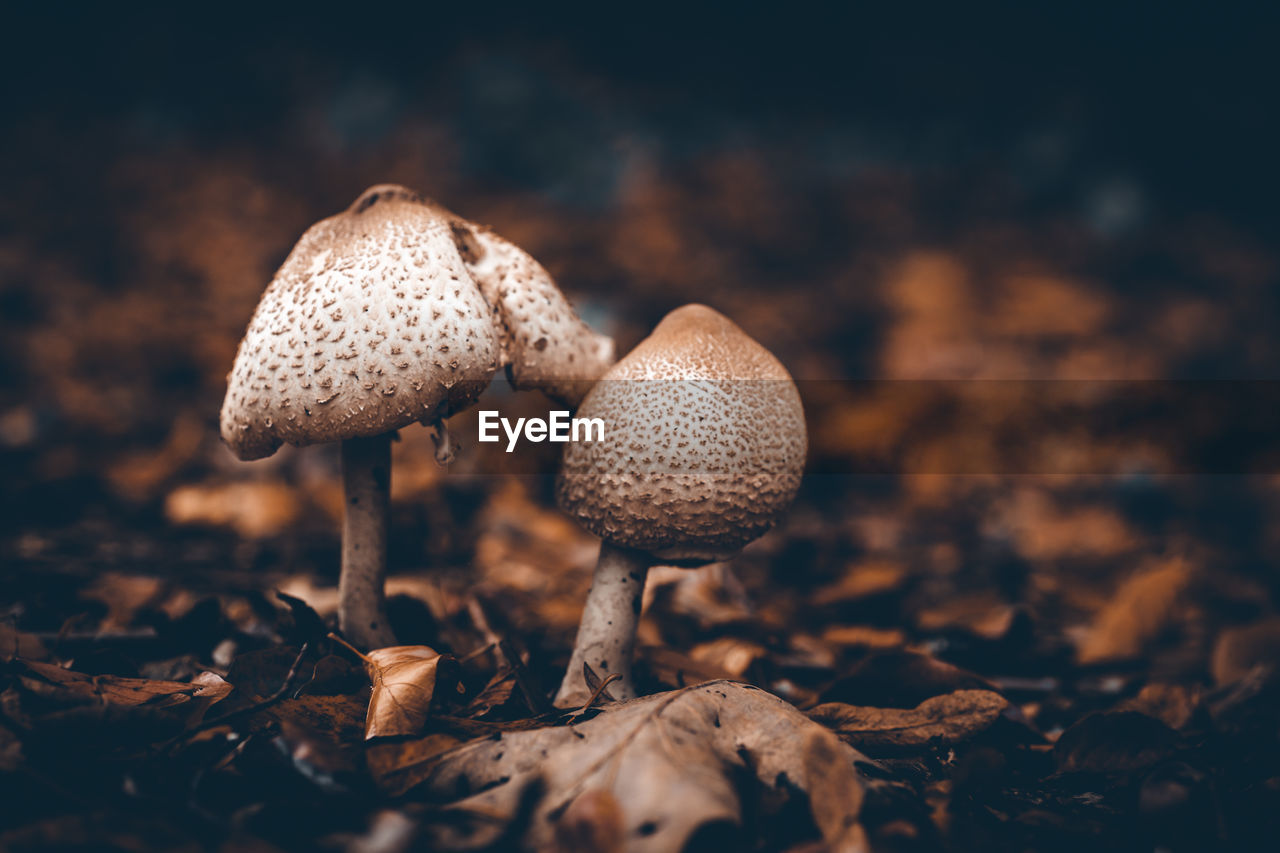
xmin=221 ymin=185 xmax=612 ymax=460
xmin=457 ymin=225 xmax=614 ymax=406
xmin=557 ymin=304 xmax=806 ymax=563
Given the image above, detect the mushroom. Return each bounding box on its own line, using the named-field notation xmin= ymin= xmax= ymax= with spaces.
xmin=221 ymin=185 xmax=613 ymax=649
xmin=554 ymin=304 xmax=806 ymax=704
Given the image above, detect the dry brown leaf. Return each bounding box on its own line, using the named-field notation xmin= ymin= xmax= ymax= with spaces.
xmin=687 ymin=637 xmax=765 ymax=677
xmin=14 ymin=660 xmax=232 ymax=726
xmin=808 ymin=689 xmax=1009 ymax=750
xmin=641 ymin=645 xmax=739 ymax=690
xmin=1076 ymin=555 xmax=1194 ymax=664
xmin=645 ymin=563 xmax=755 ymax=627
xmin=0 ymin=624 xmax=49 ymax=660
xmin=165 ymin=480 xmax=302 ymax=539
xmin=819 ymin=649 xmax=993 ymax=708
xmin=105 ymin=412 xmax=205 ymax=501
xmin=359 ymin=645 xmax=457 ymax=739
xmin=18 ymin=659 xmax=198 ymax=708
xmin=80 ymin=572 xmax=165 ymax=630
xmin=813 ymin=559 xmax=908 ymax=606
xmin=366 ymin=733 xmax=464 ymax=796
xmin=1054 ymin=711 xmax=1177 ymax=774
xmin=1118 ymin=683 xmax=1202 ymax=731
xmin=821 ymin=625 xmax=907 ymax=650
xmin=418 ymin=681 xmax=875 ymax=853
xmin=914 ymin=593 xmax=1016 ymax=640
xmin=1211 ymin=618 xmax=1280 ymax=686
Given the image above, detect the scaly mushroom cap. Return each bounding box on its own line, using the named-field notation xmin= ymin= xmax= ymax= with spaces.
xmin=220 ymin=185 xmax=501 ymax=460
xmin=455 ymin=225 xmax=614 ymax=406
xmin=556 ymin=304 xmax=806 ymax=564
xmin=221 ymin=185 xmax=614 ymax=460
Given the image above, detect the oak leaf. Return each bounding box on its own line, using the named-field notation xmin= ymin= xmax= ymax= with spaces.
xmin=417 ymin=681 xmax=875 ymax=852
xmin=808 ymin=689 xmax=1009 ymax=750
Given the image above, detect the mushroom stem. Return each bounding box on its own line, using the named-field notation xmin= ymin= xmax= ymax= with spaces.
xmin=555 ymin=542 xmax=653 ymax=706
xmin=339 ymin=433 xmax=396 ymax=649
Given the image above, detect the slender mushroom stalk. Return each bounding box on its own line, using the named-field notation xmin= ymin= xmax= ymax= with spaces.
xmin=555 ymin=305 xmax=806 ymax=705
xmin=220 ymin=184 xmax=613 ymax=650
xmin=561 ymin=543 xmax=653 ymax=699
xmin=339 ymin=434 xmax=395 ymax=648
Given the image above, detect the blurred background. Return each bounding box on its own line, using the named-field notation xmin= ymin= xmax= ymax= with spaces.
xmin=3 ymin=3 xmax=1279 ymax=697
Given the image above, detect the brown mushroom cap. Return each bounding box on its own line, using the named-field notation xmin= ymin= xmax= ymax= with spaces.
xmin=220 ymin=185 xmax=613 ymax=460
xmin=556 ymin=304 xmax=806 ymax=563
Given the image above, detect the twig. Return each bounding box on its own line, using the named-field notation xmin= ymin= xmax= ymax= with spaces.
xmin=499 ymin=637 xmax=550 ymax=717
xmin=459 ymin=641 xmax=496 ymax=664
xmin=328 ymin=632 xmax=374 ymax=665
xmin=563 ymin=672 xmax=622 ymax=724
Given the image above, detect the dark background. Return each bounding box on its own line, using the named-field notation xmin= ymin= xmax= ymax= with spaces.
xmin=3 ymin=5 xmax=1280 ymax=850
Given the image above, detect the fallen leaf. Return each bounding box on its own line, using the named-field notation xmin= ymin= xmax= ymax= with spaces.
xmin=821 ymin=625 xmax=907 ymax=650
xmin=185 ymin=671 xmax=235 ymax=725
xmin=11 ymin=660 xmax=233 ymax=733
xmin=914 ymin=594 xmax=1017 ymax=640
xmin=0 ymin=624 xmax=48 ymax=660
xmin=1211 ymin=618 xmax=1280 ymax=686
xmin=640 ymin=645 xmax=738 ymax=690
xmin=79 ymin=572 xmax=165 ymax=630
xmin=359 ymin=645 xmax=458 ymax=739
xmin=819 ymin=650 xmax=993 ymax=708
xmin=1076 ymin=556 xmax=1194 ymax=664
xmin=645 ymin=563 xmax=755 ymax=627
xmin=366 ymin=733 xmax=464 ymax=796
xmin=687 ymin=637 xmax=765 ymax=678
xmin=17 ymin=659 xmax=203 ymax=708
xmin=105 ymin=412 xmax=205 ymax=502
xmin=419 ymin=681 xmax=876 ymax=852
xmin=1054 ymin=711 xmax=1177 ymax=774
xmin=165 ymin=480 xmax=302 ymax=539
xmin=813 ymin=560 xmax=908 ymax=606
xmin=809 ymin=690 xmax=1010 ymax=751
xmin=1118 ymin=683 xmax=1202 ymax=731
xmin=463 ymin=670 xmax=519 ymax=718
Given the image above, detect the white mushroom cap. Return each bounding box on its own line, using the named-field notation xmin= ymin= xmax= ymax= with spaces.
xmin=455 ymin=224 xmax=614 ymax=406
xmin=556 ymin=304 xmax=807 ymax=564
xmin=220 ymin=185 xmax=613 ymax=460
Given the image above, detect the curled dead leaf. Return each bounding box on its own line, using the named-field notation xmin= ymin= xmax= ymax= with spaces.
xmin=808 ymin=689 xmax=1010 ymax=750
xmin=12 ymin=660 xmax=233 ymax=730
xmin=342 ymin=641 xmax=458 ymax=739
xmin=418 ymin=681 xmax=876 ymax=853
xmin=16 ymin=659 xmax=215 ymax=709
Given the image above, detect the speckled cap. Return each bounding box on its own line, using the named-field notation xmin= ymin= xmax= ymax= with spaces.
xmin=220 ymin=185 xmax=614 ymax=460
xmin=556 ymin=304 xmax=807 ymax=564
xmin=457 ymin=225 xmax=614 ymax=406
